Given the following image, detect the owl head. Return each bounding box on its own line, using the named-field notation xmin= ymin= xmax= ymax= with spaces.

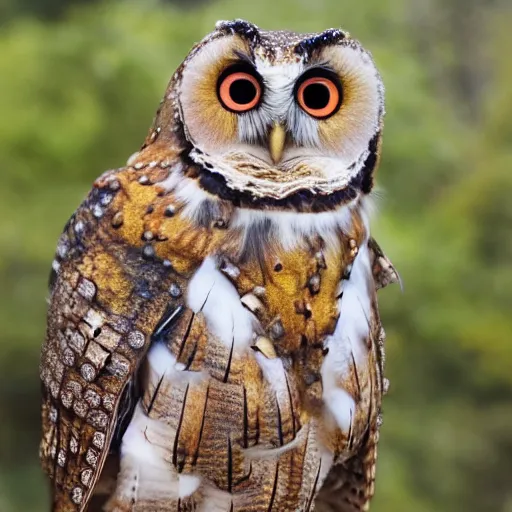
xmin=150 ymin=20 xmax=384 ymax=213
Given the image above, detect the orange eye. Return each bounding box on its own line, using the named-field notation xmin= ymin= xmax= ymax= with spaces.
xmin=296 ymin=76 xmax=341 ymax=119
xmin=218 ymin=70 xmax=262 ymax=113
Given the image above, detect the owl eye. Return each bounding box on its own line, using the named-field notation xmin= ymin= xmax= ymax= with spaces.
xmin=296 ymin=70 xmax=342 ymax=119
xmin=218 ymin=65 xmax=262 ymax=113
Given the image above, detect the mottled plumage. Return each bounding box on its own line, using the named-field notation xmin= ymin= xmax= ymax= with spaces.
xmin=40 ymin=20 xmax=398 ymax=512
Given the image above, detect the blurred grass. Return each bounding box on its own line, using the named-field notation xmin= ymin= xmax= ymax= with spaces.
xmin=0 ymin=0 xmax=511 ymax=510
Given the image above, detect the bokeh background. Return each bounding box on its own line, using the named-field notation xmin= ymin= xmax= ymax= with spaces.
xmin=1 ymin=0 xmax=511 ymax=510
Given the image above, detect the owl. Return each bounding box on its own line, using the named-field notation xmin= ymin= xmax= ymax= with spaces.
xmin=40 ymin=20 xmax=399 ymax=512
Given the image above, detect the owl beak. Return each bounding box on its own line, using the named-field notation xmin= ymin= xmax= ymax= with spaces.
xmin=269 ymin=122 xmax=286 ymax=164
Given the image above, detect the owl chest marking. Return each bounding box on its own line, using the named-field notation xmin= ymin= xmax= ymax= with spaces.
xmin=104 ymin=172 xmax=376 ymax=508
xmin=186 ymin=256 xmax=257 ymax=350
xmin=322 ymin=242 xmax=375 ymax=441
xmin=40 ymin=18 xmax=394 ymax=510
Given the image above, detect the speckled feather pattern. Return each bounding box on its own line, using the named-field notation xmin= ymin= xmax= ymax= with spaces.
xmin=39 ymin=19 xmax=398 ymax=512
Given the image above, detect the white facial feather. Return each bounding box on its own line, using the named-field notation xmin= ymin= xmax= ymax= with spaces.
xmin=177 ymin=30 xmax=383 ymax=204
xmin=320 ymin=44 xmax=383 ymax=157
xmin=189 ymin=146 xmax=368 ymax=201
xmin=237 ymin=60 xmax=320 ymax=146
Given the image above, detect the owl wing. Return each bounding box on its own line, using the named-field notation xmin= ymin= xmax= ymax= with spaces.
xmin=314 ymin=238 xmax=399 ymax=511
xmin=40 ymin=164 xmax=190 ymax=512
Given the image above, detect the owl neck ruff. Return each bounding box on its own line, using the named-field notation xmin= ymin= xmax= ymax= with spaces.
xmin=183 ymin=132 xmax=380 ymax=213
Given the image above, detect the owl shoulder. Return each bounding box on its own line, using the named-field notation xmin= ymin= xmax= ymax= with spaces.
xmin=41 ymin=161 xmax=192 ymax=510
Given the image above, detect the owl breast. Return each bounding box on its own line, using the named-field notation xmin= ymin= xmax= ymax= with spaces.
xmin=106 ymin=182 xmax=380 ymax=512
xmin=40 ymin=19 xmax=394 ymax=511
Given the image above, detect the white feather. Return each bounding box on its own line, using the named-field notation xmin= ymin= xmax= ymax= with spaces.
xmin=178 ymin=474 xmax=201 ymax=498
xmin=174 ymin=175 xmax=212 ymax=218
xmin=186 ymin=257 xmax=257 ymax=350
xmin=321 ymin=242 xmax=372 ymax=433
xmin=189 ymin=147 xmax=367 ymax=203
xmin=159 ymin=163 xmax=185 ymax=193
xmin=114 ymin=346 xmax=206 ymax=504
xmin=232 ymin=203 xmax=354 ymax=251
xmin=169 ymin=174 xmax=367 ymax=251
xmin=146 ymin=343 xmax=206 ymax=391
xmin=147 ymin=342 xmax=182 ymax=378
xmin=324 ymin=388 xmax=355 ymax=433
xmin=117 ymin=404 xmax=182 ymax=501
xmin=254 ymin=353 xmax=289 ymax=403
xmin=244 ymin=423 xmax=309 ymax=460
xmin=197 ymin=485 xmax=233 ymax=512
xmin=238 ymin=60 xmax=312 ymax=145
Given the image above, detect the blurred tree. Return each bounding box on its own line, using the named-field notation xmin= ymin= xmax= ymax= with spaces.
xmin=409 ymin=0 xmax=510 ymax=120
xmin=0 ymin=0 xmax=210 ymax=23
xmin=0 ymin=0 xmax=96 ymax=21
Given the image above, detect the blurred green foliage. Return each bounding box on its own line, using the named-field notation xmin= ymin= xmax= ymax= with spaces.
xmin=0 ymin=0 xmax=511 ymax=510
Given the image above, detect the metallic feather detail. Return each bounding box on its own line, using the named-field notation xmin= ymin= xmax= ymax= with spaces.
xmin=40 ymin=20 xmax=395 ymax=512
xmin=40 ymin=161 xmax=394 ymax=511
